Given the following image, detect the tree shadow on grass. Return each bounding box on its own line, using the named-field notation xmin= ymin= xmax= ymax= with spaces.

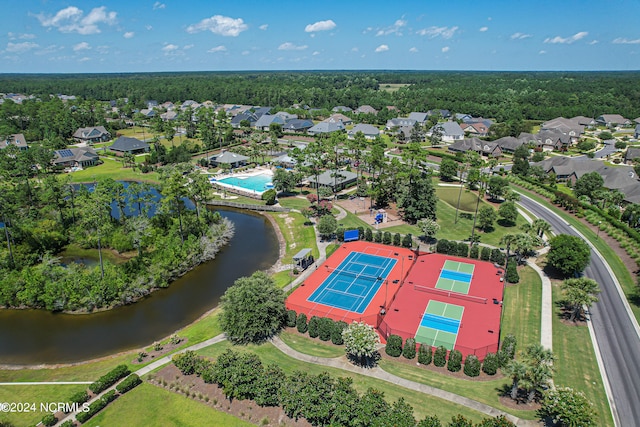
xmin=346 ymin=351 xmax=381 ymax=369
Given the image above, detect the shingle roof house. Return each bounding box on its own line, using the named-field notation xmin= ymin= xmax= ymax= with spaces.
xmin=635 ymin=124 xmax=640 ymax=139
xmin=355 ymin=105 xmax=378 ymax=115
xmin=254 ymin=114 xmax=285 ymax=131
xmin=0 ymin=133 xmax=28 ymax=150
xmin=430 ymin=121 xmax=464 ymax=142
xmin=109 ymin=136 xmax=150 ymax=155
xmin=385 ymin=118 xmax=417 ymax=129
xmin=209 ymin=151 xmax=249 ymax=168
xmin=493 ymin=136 xmax=526 ymax=153
xmin=307 ymin=119 xmax=346 ymax=135
xmin=73 ymin=126 xmax=111 ymax=143
xmin=53 ymin=147 xmax=99 ymax=168
xmin=448 ymin=138 xmax=502 ymax=157
xmin=283 ymin=119 xmax=314 ymax=133
xmin=408 ymin=112 xmax=429 ymax=124
xmin=326 ymin=113 xmax=352 ymax=125
xmin=596 ymin=114 xmax=631 ymax=127
xmin=347 ymin=124 xmax=380 ymax=140
xmin=306 ymin=170 xmax=358 ymax=191
xmin=332 ymin=106 xmax=352 ymax=113
xmin=625 ymin=147 xmax=640 ymax=164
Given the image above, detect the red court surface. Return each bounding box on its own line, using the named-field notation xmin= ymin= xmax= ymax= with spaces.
xmin=286 ymin=241 xmax=417 ymax=329
xmin=379 ymin=254 xmax=504 ymax=360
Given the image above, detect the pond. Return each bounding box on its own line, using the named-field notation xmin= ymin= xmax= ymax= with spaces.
xmin=0 ymin=207 xmax=279 ymax=365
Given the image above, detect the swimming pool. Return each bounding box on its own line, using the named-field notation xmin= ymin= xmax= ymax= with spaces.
xmin=213 ymin=171 xmax=274 ymax=194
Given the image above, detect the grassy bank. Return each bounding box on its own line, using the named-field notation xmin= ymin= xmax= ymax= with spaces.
xmin=501 ymin=266 xmax=542 ymax=349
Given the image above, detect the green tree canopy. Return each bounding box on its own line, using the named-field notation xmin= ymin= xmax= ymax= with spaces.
xmin=219 ymin=271 xmax=286 ymax=344
xmin=547 ymin=234 xmax=591 ymax=277
xmin=573 ymin=171 xmax=603 ymax=200
xmin=317 ymin=214 xmax=338 ymax=240
xmin=439 ymin=158 xmax=458 ymax=181
xmin=561 ymin=278 xmax=600 ymax=321
xmin=397 ymin=172 xmax=437 ymax=224
xmin=540 ymin=387 xmax=597 ymax=427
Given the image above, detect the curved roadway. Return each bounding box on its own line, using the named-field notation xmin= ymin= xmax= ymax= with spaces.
xmin=519 ymin=195 xmax=640 ymax=427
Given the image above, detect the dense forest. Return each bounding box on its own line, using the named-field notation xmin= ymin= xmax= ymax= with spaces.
xmin=1 ymin=71 xmax=640 ymax=123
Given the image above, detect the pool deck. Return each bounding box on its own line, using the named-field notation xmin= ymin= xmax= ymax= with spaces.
xmin=209 ymin=167 xmax=274 ymax=199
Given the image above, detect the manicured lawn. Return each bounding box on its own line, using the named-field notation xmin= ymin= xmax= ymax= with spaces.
xmin=501 ymin=266 xmax=541 ymax=350
xmin=271 ymin=270 xmax=295 ymax=288
xmin=68 ymin=157 xmax=160 ymax=183
xmin=170 ymin=309 xmax=222 ymax=348
xmin=279 ymin=331 xmax=345 ymax=358
xmin=268 ymin=211 xmax=319 ymax=262
xmin=277 ymin=195 xmax=311 ymax=210
xmin=325 ymin=243 xmax=340 ymax=257
xmin=196 ymin=341 xmax=486 ymax=423
xmin=0 ymin=384 xmax=87 ymax=427
xmin=85 ymin=382 xmax=252 ymax=427
xmin=435 ymin=186 xmax=482 ymax=212
xmin=552 ymin=285 xmax=614 ymax=427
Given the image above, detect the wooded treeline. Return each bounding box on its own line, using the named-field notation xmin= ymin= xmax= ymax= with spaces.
xmin=1 ymin=71 xmax=639 ymax=122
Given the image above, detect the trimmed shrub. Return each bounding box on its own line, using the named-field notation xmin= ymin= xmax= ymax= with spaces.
xmin=374 ymin=230 xmax=383 ymax=243
xmin=417 ymin=344 xmax=433 ymax=365
xmin=393 ymin=233 xmax=402 ymax=246
xmin=262 ymin=189 xmax=277 ymax=205
xmin=505 ymin=259 xmax=519 ymax=284
xmin=308 ymin=316 xmax=320 ymax=338
xmin=402 ymin=233 xmax=413 ymax=248
xmin=69 ymin=390 xmax=90 ymax=405
xmin=42 ymin=414 xmax=57 ymax=427
xmin=383 ymin=231 xmax=392 ymax=245
xmin=296 ymin=313 xmax=308 ymax=334
xmin=500 ymin=334 xmax=517 ymax=363
xmin=463 ymin=355 xmax=481 ymax=377
xmin=457 ymin=242 xmax=469 ymax=257
xmin=76 ymin=390 xmax=118 ymax=424
xmin=336 ymin=227 xmax=345 ymax=242
xmin=331 ymin=321 xmax=347 ymax=345
xmin=469 ymin=245 xmax=479 ymax=259
xmin=365 ymin=228 xmax=373 ymax=242
xmin=433 ymin=346 xmax=448 ymax=367
xmin=116 ymin=374 xmax=142 ymax=394
xmin=173 ymin=350 xmax=199 ymax=375
xmin=60 ymin=421 xmax=75 ymax=427
xmin=318 ymin=317 xmax=334 ymax=341
xmin=402 ymin=338 xmax=417 ymax=359
xmin=482 ymin=353 xmax=499 ymax=375
xmin=436 ymin=239 xmax=450 ymax=254
xmin=89 ymin=365 xmax=130 ymax=394
xmin=480 ymin=246 xmax=491 ymax=261
xmin=286 ymin=309 xmax=297 ymax=327
xmin=490 ymin=248 xmax=506 ymax=265
xmin=447 ymin=350 xmax=463 ymax=372
xmin=385 ymin=334 xmax=403 ymax=357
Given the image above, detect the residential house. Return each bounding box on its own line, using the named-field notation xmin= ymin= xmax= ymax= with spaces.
xmin=139 ymin=108 xmax=155 ymax=118
xmin=273 ymin=153 xmax=297 ymax=168
xmin=253 ymin=107 xmax=272 ymax=118
xmin=209 ymin=151 xmax=249 ymax=168
xmin=283 ymin=119 xmax=314 ymax=133
xmin=274 ymin=111 xmax=297 ymax=121
xmin=161 ymin=110 xmax=178 ymax=121
xmin=541 ymin=117 xmax=584 ymax=142
xmin=307 ymin=118 xmax=346 ymax=136
xmin=146 ymin=100 xmax=158 ymax=109
xmin=73 ymin=126 xmax=111 ymax=144
xmin=427 ymin=109 xmax=451 ymax=119
xmin=520 ymin=130 xmax=572 ymax=151
xmin=181 ymin=100 xmax=200 ymax=110
xmin=429 ymin=121 xmax=464 ymax=143
xmin=306 ymin=170 xmax=358 ymax=192
xmin=634 ymin=117 xmax=640 ymax=124
xmin=460 ymin=122 xmax=489 ymax=137
xmin=0 ymin=134 xmax=28 ymax=150
xmin=455 ymin=113 xmax=473 ymax=122
xmin=109 ymin=136 xmax=150 ymax=156
xmin=534 ymin=156 xmax=601 ymax=183
xmin=625 ymin=147 xmax=640 ymax=165
xmin=52 ymin=147 xmax=99 ymax=168
xmin=231 ymin=111 xmax=258 ymax=128
xmin=493 ymin=136 xmax=526 ymax=154
xmin=408 ymin=112 xmax=429 ymax=124
xmin=465 ymin=117 xmax=493 ymax=128
xmin=571 ymin=116 xmax=596 ymax=128
xmin=448 ymin=138 xmax=502 ymax=157
xmin=385 ymin=118 xmax=417 ymax=130
xmin=635 ymin=124 xmax=640 ymax=139
xmin=254 ymin=114 xmax=285 ymax=131
xmin=327 ymin=113 xmax=352 ymax=126
xmin=160 ymin=101 xmax=175 ymax=110
xmin=347 ymin=124 xmax=380 ymax=140
xmin=332 ymin=106 xmax=352 ymax=113
xmin=596 ymin=114 xmax=631 ymax=128
xmin=355 ymin=105 xmax=378 ymax=115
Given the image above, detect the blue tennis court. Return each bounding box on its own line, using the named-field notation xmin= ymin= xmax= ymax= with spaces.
xmin=307 ymin=251 xmax=396 ymax=313
xmin=440 ymin=270 xmax=472 ymax=283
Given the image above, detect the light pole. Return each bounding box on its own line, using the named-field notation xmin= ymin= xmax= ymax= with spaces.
xmin=596 ymin=221 xmax=602 ymax=239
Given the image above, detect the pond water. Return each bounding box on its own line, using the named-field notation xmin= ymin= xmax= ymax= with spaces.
xmin=0 ymin=207 xmax=278 ymax=365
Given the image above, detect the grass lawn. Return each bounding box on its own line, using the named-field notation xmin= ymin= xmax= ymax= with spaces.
xmin=0 ymin=384 xmax=87 ymax=427
xmin=501 ymin=266 xmax=541 ymax=349
xmin=68 ymin=157 xmax=160 ymax=183
xmin=84 ymin=382 xmax=252 ymax=427
xmin=268 ymin=211 xmax=319 ymax=262
xmin=60 ymin=244 xmax=130 ymax=265
xmin=325 ymin=243 xmax=340 ymax=257
xmin=271 ymin=270 xmax=295 ymax=288
xmin=435 ymin=186 xmax=483 ymax=212
xmin=277 ymin=195 xmax=311 ymax=210
xmin=552 ymin=285 xmax=614 ymax=427
xmin=279 ymin=331 xmax=345 ymax=358
xmin=196 ymin=340 xmax=486 ymax=423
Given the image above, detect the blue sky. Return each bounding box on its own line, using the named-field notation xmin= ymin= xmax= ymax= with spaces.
xmin=2 ymin=0 xmax=640 ymax=73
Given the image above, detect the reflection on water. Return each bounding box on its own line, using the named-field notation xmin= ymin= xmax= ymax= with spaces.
xmin=0 ymin=208 xmax=278 ymax=365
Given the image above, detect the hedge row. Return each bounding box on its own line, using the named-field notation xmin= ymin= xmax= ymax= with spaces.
xmin=436 ymin=239 xmax=506 ymax=265
xmin=336 ymin=227 xmax=413 ymax=248
xmin=291 ymin=311 xmax=348 ymax=345
xmin=383 ymin=333 xmax=517 ymax=377
xmin=115 ymin=374 xmax=142 ymax=394
xmin=76 ymin=390 xmax=118 ymax=424
xmin=89 ymin=364 xmax=130 ymax=394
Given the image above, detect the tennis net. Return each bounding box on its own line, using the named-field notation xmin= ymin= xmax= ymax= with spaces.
xmin=325 ymin=266 xmax=384 ymax=282
xmin=421 ymin=313 xmax=460 ymax=328
xmin=414 ymin=284 xmax=487 ymax=304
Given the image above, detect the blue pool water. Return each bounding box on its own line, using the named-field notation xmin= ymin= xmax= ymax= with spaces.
xmin=215 ymin=172 xmax=273 ymax=193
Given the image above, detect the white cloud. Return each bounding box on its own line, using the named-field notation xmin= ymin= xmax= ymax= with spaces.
xmin=153 ymin=2 xmax=165 ymax=10
xmin=351 ymin=47 xmax=359 ymax=52
xmin=441 ymin=46 xmax=450 ymax=53
xmin=479 ymin=26 xmax=488 ymax=32
xmin=123 ymin=32 xmax=135 ymax=39
xmin=305 ymin=19 xmax=336 ymax=33
xmin=207 ymin=45 xmax=227 ymax=53
xmin=376 ymin=19 xmax=407 ymax=36
xmin=312 ymin=51 xmax=320 ymax=56
xmin=184 ymin=44 xmax=194 ymax=50
xmin=78 ymin=56 xmax=90 ymax=62
xmin=241 ymin=50 xmax=250 ymax=55
xmin=73 ymin=42 xmax=90 ymax=51
xmin=278 ymin=42 xmax=307 ymax=51
xmin=409 ymin=47 xmax=418 ymax=53
xmin=416 ymin=26 xmax=458 ymax=39
xmin=375 ymin=44 xmax=389 ymax=53
xmin=539 ymin=50 xmax=547 ymax=54
xmin=589 ymin=40 xmax=599 ymax=45
xmin=8 ymin=32 xmax=36 ymax=40
xmin=35 ymin=6 xmax=117 ymax=35
xmin=5 ymin=42 xmax=39 ymax=53
xmin=259 ymin=24 xmax=268 ymax=31
xmin=145 ymin=25 xmax=153 ymax=31
xmin=510 ymin=32 xmax=532 ymax=40
xmin=35 ymin=44 xmax=62 ymax=55
xmin=162 ymin=44 xmax=179 ymax=52
xmin=544 ymin=31 xmax=588 ymax=44
xmin=186 ymin=15 xmax=248 ymax=37
xmin=613 ymin=37 xmax=640 ymax=44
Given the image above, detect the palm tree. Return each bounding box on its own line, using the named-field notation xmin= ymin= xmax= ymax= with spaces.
xmin=525 ymin=343 xmax=555 ymax=365
xmin=532 ymin=218 xmax=551 ymax=238
xmin=522 ymin=363 xmax=553 ymax=403
xmin=500 ymin=233 xmax=518 ymax=262
xmin=561 ymin=278 xmax=601 ymax=321
xmin=513 ymin=233 xmax=542 ymax=264
xmin=503 ymin=359 xmax=530 ymax=400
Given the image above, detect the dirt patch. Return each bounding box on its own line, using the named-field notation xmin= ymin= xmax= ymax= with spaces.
xmin=498 ymin=394 xmax=542 ymax=412
xmin=132 ymin=337 xmax=188 ymax=365
xmin=149 ymin=364 xmax=312 ymax=427
xmin=335 ymin=197 xmax=408 ymax=229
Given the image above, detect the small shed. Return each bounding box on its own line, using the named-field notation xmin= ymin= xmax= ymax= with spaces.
xmin=293 ymin=248 xmax=314 ymax=271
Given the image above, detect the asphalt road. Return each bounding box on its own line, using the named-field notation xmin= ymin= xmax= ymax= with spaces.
xmin=519 ymin=195 xmax=640 ymax=427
